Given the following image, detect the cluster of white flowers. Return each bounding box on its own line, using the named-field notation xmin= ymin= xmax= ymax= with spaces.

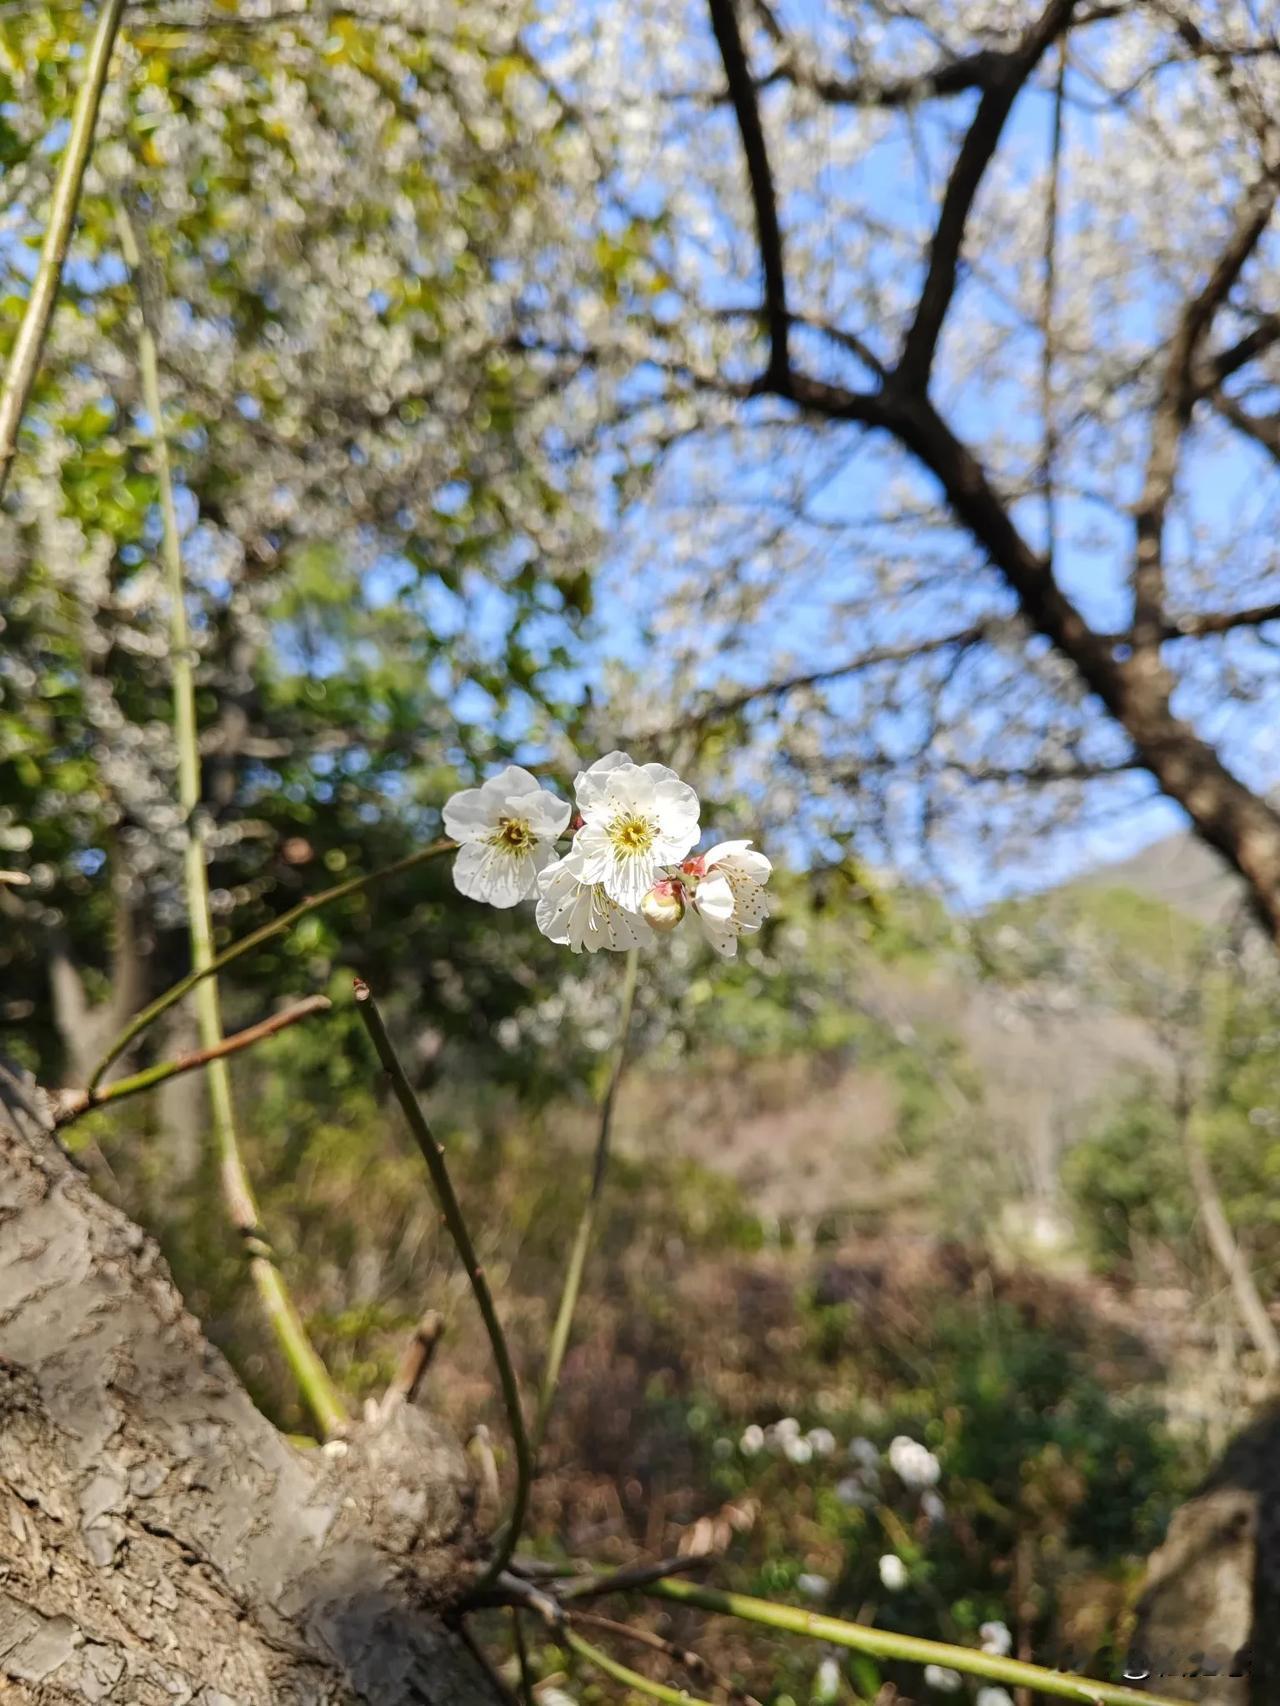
xmin=443 ymin=753 xmax=772 ymax=957
xmin=737 ymin=1417 xmax=836 ymax=1463
xmin=888 ymin=1434 xmax=942 ymax=1489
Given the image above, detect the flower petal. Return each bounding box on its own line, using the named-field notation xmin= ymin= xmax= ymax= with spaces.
xmin=695 ymin=906 xmax=739 ymax=958
xmin=442 ymin=786 xmax=496 ymax=843
xmin=483 ymin=763 xmax=543 ymax=800
xmin=508 ymin=785 xmax=571 ymax=839
xmin=453 ymin=841 xmax=537 ymax=908
xmin=693 ymin=871 xmax=735 ymax=923
xmin=701 ymin=839 xmax=755 ymax=867
xmin=573 ymin=751 xmax=634 ymax=810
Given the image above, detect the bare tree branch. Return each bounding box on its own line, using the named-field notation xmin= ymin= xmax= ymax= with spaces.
xmin=896 ymin=0 xmax=1078 ymax=392
xmin=1134 ymin=170 xmax=1280 ymax=648
xmin=706 ymin=0 xmax=790 ymax=386
xmin=690 ymin=621 xmax=993 ymax=725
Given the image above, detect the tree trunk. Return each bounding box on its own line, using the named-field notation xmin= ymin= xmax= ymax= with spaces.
xmin=0 ymin=1065 xmax=500 ymax=1705
xmin=1130 ymin=1408 xmax=1280 ymax=1705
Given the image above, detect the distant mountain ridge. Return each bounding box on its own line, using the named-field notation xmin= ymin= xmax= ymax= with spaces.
xmin=1079 ymin=830 xmax=1245 ymax=926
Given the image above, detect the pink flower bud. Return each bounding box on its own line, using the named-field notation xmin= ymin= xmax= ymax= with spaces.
xmin=640 ymin=877 xmax=686 ymax=932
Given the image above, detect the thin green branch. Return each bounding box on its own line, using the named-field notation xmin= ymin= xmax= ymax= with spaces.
xmin=639 ymin=1578 xmax=1190 ymax=1706
xmin=87 ymin=836 xmax=453 ymax=1092
xmin=0 ymin=0 xmax=126 ymax=500
xmin=116 ymin=195 xmax=347 ymax=1444
xmin=564 ymin=1626 xmax=717 ymax=1706
xmin=354 ymin=977 xmax=532 ymax=1591
xmin=567 ymin=1610 xmax=764 ymax=1706
xmin=54 ymin=994 xmax=331 ymax=1126
xmin=532 ymin=947 xmax=639 ymax=1458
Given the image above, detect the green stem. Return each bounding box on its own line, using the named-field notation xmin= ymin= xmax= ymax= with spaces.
xmin=532 ymin=948 xmax=638 ymax=1458
xmin=563 ymin=1626 xmax=716 ymax=1706
xmin=639 ymin=1579 xmax=1189 ymax=1706
xmin=55 ymin=996 xmax=331 ymax=1127
xmin=116 ymin=197 xmax=347 ymax=1445
xmin=0 ymin=0 xmax=126 ymax=500
xmin=87 ymin=836 xmax=453 ymax=1092
xmin=354 ymin=979 xmax=531 ymax=1591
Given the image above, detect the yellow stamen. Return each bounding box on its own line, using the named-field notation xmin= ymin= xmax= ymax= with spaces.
xmin=491 ymin=816 xmax=535 ymax=854
xmin=608 ymin=812 xmax=656 ymax=856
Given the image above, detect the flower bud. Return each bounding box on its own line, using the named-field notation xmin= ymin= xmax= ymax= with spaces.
xmin=641 ymin=877 xmax=686 ymax=932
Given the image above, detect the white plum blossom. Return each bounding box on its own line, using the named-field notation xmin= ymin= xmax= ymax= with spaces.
xmin=980 ymin=1621 xmax=1013 ymax=1657
xmin=797 ymin=1572 xmax=830 ymax=1600
xmin=739 ymin=1423 xmax=766 ymax=1456
xmin=439 ymin=752 xmax=775 ymax=959
xmin=878 ymin=1554 xmax=907 ymax=1591
xmin=685 ymin=839 xmax=772 ymax=958
xmin=573 ymin=754 xmax=700 ymax=912
xmin=806 ymin=1427 xmax=837 ymax=1457
xmin=443 ymin=766 xmax=569 ymax=907
xmin=784 ymin=1435 xmax=814 ymax=1466
xmin=535 ymin=848 xmax=648 ymax=954
xmin=923 ymin=1665 xmax=962 ymax=1693
xmin=977 ymin=1690 xmax=1016 ymax=1706
xmin=888 ymin=1435 xmax=941 ymax=1489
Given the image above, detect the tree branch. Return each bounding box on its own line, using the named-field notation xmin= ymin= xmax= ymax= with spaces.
xmin=354 ymin=978 xmax=532 ymax=1594
xmin=1133 ymin=171 xmax=1280 ymax=647
xmin=706 ymin=0 xmax=790 ymax=384
xmin=116 ymin=193 xmax=348 ymax=1444
xmin=0 ymin=0 xmax=126 ymax=501
xmin=897 ymin=0 xmax=1077 ymax=391
xmin=1211 ymin=390 xmax=1280 ymax=462
xmin=690 ymin=622 xmax=993 ymax=725
xmin=54 ymin=995 xmax=332 ymax=1127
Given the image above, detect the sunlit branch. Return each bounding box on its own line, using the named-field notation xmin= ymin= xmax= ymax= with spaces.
xmin=567 ymin=1610 xmax=764 ymax=1706
xmin=54 ymin=995 xmax=331 ymax=1127
xmin=563 ymin=1626 xmax=718 ymax=1706
xmin=87 ymin=838 xmax=453 ymax=1092
xmin=637 ymin=1577 xmax=1191 ymax=1706
xmin=0 ymin=0 xmax=126 ymax=500
xmin=116 ymin=194 xmax=347 ymax=1444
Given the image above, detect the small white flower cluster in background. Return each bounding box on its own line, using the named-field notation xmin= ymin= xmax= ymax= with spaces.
xmin=924 ymin=1663 xmax=963 ymax=1693
xmin=888 ymin=1434 xmax=942 ymax=1489
xmin=738 ymin=1416 xmax=838 ymax=1463
xmin=442 ymin=753 xmax=772 ymax=956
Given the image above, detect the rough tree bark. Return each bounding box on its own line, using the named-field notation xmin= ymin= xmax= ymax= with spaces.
xmin=0 ymin=1066 xmax=501 ymax=1705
